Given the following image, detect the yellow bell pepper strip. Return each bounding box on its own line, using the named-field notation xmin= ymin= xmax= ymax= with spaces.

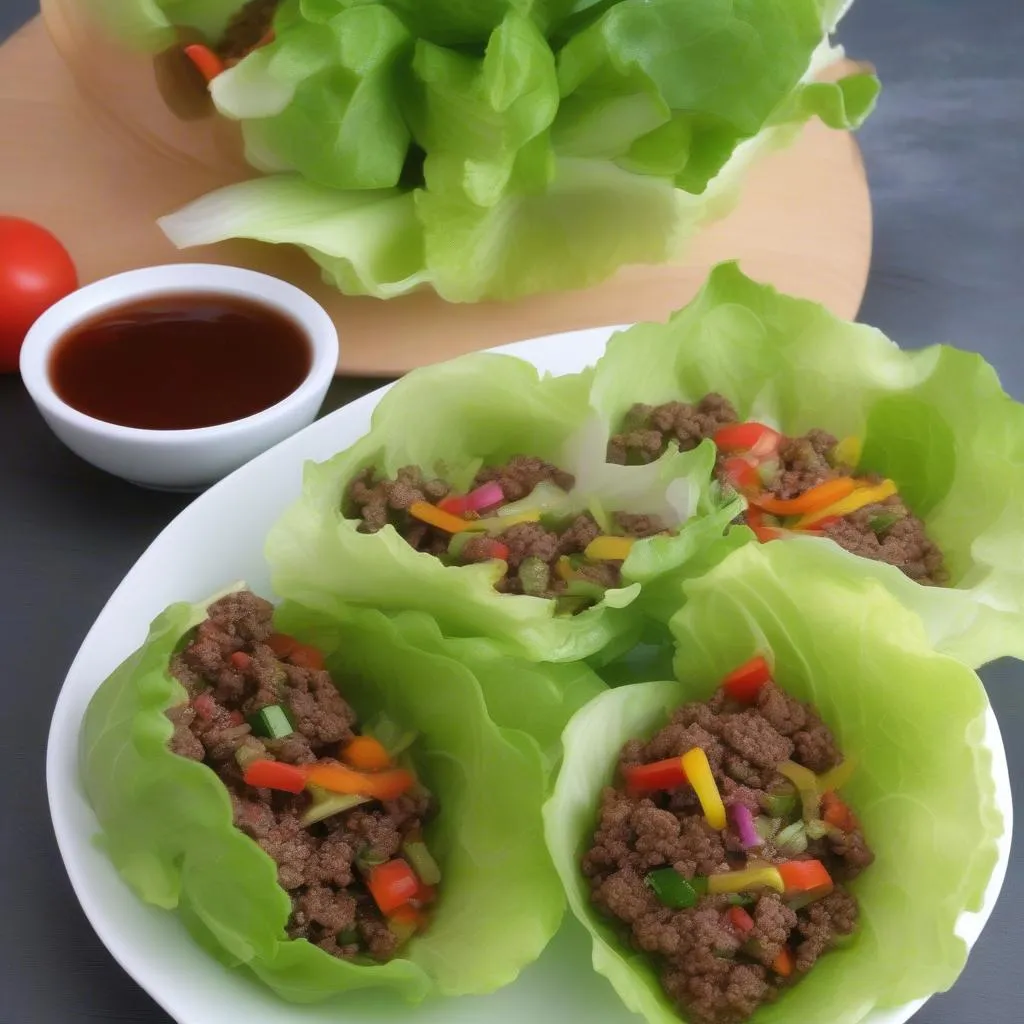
xmin=183 ymin=44 xmax=226 ymax=83
xmin=584 ymin=535 xmax=635 ymax=561
xmin=792 ymin=479 xmax=898 ymax=531
xmin=750 ymin=477 xmax=859 ymax=517
xmin=832 ymin=435 xmax=863 ymax=469
xmin=816 ymin=757 xmax=857 ymax=793
xmin=555 ymin=556 xmax=575 ymax=582
xmin=707 ymin=865 xmax=785 ymax=895
xmin=681 ymin=747 xmax=727 ymax=829
xmin=408 ymin=500 xmax=476 ymax=533
xmin=777 ymin=760 xmax=820 ymax=822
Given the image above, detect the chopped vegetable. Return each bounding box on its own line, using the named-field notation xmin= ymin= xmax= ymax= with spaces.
xmin=497 ymin=481 xmax=568 ymax=518
xmin=438 ymin=495 xmax=469 ymax=516
xmin=832 ymin=436 xmax=863 ymax=468
xmin=583 ymin=536 xmax=635 ymax=561
xmin=555 ymin=556 xmax=575 ymax=582
xmin=306 ymin=762 xmax=415 ymax=801
xmin=229 ymin=651 xmax=251 ymax=670
xmin=233 ymin=744 xmax=263 ymax=772
xmin=723 ymin=457 xmax=760 ymax=493
xmin=754 ymin=815 xmax=782 ymax=842
xmin=727 ymin=906 xmax=756 ymax=937
xmin=301 ymin=788 xmax=370 ymax=828
xmin=646 ymin=868 xmax=705 ymax=909
xmin=751 ymin=477 xmax=859 ymax=517
xmin=805 ymin=818 xmax=830 ymax=840
xmin=411 ymin=882 xmax=438 ymax=907
xmin=248 ymin=704 xmax=294 ymax=740
xmin=387 ymin=903 xmax=424 ymax=942
xmin=446 ymin=531 xmax=479 ymax=559
xmin=565 ymin=579 xmax=607 ymax=600
xmin=777 ymin=760 xmax=820 ymax=822
xmin=366 ymin=859 xmax=420 ymax=915
xmin=816 ymin=758 xmax=857 ymax=793
xmin=722 ymin=655 xmax=772 ymax=702
xmin=744 ymin=506 xmax=785 ymax=543
xmin=288 ymin=643 xmax=326 ymax=671
xmin=713 ymin=422 xmax=782 ymax=455
xmin=778 ymin=859 xmax=833 ymax=898
xmin=183 ymin=44 xmax=225 ymax=84
xmin=342 ymin=735 xmax=391 ymax=771
xmin=757 ymin=458 xmax=780 ymax=487
xmin=475 ymin=511 xmax=541 ymax=535
xmin=774 ymin=820 xmax=808 ymax=857
xmin=623 ymin=757 xmax=688 ymax=795
xmin=265 ymin=633 xmax=298 ymax=658
xmin=408 ymin=501 xmax=475 ymax=534
xmin=772 ymin=947 xmax=794 ymax=978
xmin=792 ymin=479 xmax=898 ymax=530
xmin=821 ymin=791 xmax=859 ymax=832
xmin=869 ymin=511 xmax=902 ymax=535
xmin=403 ymin=837 xmax=442 ymax=886
xmin=518 ymin=557 xmax=551 ymax=596
xmin=243 ymin=759 xmax=307 ymax=794
xmin=681 ymin=747 xmax=727 ymax=829
xmin=707 ymin=865 xmax=785 ymax=895
xmin=729 ymin=802 xmax=761 ymax=849
xmin=587 ymin=496 xmax=615 ymax=535
xmin=763 ymin=791 xmax=797 ymax=819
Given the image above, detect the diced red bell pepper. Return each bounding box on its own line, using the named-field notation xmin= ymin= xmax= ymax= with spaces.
xmin=722 ymin=457 xmax=760 ymax=492
xmin=772 ymin=947 xmax=794 ymax=978
xmin=192 ymin=692 xmax=217 ymax=721
xmin=821 ymin=791 xmax=859 ymax=832
xmin=727 ymin=906 xmax=755 ymax=937
xmin=266 ymin=633 xmax=298 ymax=658
xmin=438 ymin=495 xmax=470 ymax=516
xmin=183 ymin=44 xmax=225 ymax=83
xmin=410 ymin=882 xmax=437 ymax=908
xmin=778 ymin=860 xmax=833 ymax=897
xmin=714 ymin=422 xmax=782 ymax=455
xmin=243 ymin=760 xmax=308 ymax=794
xmin=745 ymin=506 xmax=784 ymax=543
xmin=367 ymin=859 xmax=421 ymax=915
xmin=623 ymin=757 xmax=688 ymax=795
xmin=288 ymin=643 xmax=325 ymax=671
xmin=722 ymin=656 xmax=772 ymax=703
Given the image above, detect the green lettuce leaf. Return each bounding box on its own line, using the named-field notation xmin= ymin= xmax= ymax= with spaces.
xmin=545 ymin=539 xmax=1003 ymax=1023
xmin=83 ymin=0 xmax=248 ymax=51
xmin=589 ymin=261 xmax=1024 ymax=668
xmin=81 ymin=587 xmax=579 ymax=1001
xmin=265 ymin=353 xmax=737 ymax=662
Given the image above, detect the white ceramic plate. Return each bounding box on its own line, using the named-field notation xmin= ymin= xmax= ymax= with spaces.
xmin=47 ymin=329 xmax=1013 ymax=1024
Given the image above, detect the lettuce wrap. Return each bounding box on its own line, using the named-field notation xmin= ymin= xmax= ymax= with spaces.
xmin=265 ymin=352 xmax=741 ymax=663
xmin=544 ymin=539 xmax=1003 ymax=1023
xmin=139 ymin=0 xmax=878 ymax=302
xmin=589 ymin=261 xmax=1024 ymax=668
xmin=81 ymin=586 xmax=601 ymax=1002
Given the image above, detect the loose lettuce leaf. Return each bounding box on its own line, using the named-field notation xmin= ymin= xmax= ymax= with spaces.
xmin=81 ymin=587 xmax=579 ymax=1000
xmin=83 ymin=0 xmax=248 ymax=51
xmin=589 ymin=261 xmax=1024 ymax=668
xmin=545 ymin=539 xmax=1003 ymax=1023
xmin=265 ymin=353 xmax=735 ymax=661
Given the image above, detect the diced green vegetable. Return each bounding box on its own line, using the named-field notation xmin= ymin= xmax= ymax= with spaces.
xmin=518 ymin=557 xmax=551 ymax=597
xmin=726 ymin=894 xmax=755 ymax=907
xmin=301 ymin=787 xmax=371 ymax=828
xmin=754 ymin=815 xmax=782 ymax=842
xmin=775 ymin=821 xmax=808 ymax=857
xmin=869 ymin=512 xmax=902 ymax=536
xmin=554 ymin=596 xmax=591 ymax=617
xmin=566 ymin=579 xmax=607 ymax=600
xmin=588 ymin=496 xmax=615 ymax=535
xmin=234 ymin=742 xmax=263 ymax=772
xmin=447 ymin=531 xmax=484 ymax=561
xmin=403 ymin=839 xmax=442 ymax=886
xmin=248 ymin=704 xmax=294 ymax=740
xmin=805 ymin=818 xmax=829 ymax=840
xmin=764 ymin=791 xmax=797 ymax=819
xmin=645 ymin=868 xmax=705 ymax=909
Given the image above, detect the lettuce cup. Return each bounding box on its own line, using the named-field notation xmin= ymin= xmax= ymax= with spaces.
xmin=81 ymin=586 xmax=601 ymax=1003
xmin=589 ymin=261 xmax=1024 ymax=667
xmin=266 ymin=353 xmax=740 ymax=663
xmin=545 ymin=540 xmax=1004 ymax=1023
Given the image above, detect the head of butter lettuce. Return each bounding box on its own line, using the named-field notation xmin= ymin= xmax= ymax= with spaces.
xmin=544 ymin=540 xmax=1004 ymax=1024
xmin=264 ymin=352 xmax=741 ymax=664
xmin=80 ymin=586 xmax=604 ymax=1003
xmin=135 ymin=0 xmax=879 ymax=303
xmin=588 ymin=260 xmax=1024 ymax=669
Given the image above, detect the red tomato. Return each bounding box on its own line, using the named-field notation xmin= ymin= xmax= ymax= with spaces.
xmin=0 ymin=216 xmax=78 ymax=372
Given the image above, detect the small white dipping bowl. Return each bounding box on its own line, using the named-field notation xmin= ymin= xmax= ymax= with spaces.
xmin=19 ymin=264 xmax=339 ymax=491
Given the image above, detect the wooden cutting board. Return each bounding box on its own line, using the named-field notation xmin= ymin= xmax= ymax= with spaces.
xmin=0 ymin=8 xmax=872 ymax=377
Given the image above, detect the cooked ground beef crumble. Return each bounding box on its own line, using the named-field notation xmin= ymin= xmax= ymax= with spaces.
xmin=585 ymin=680 xmax=873 ymax=1024
xmin=347 ymin=456 xmax=670 ymax=610
xmin=607 ymin=396 xmax=947 ymax=585
xmin=166 ymin=592 xmax=437 ymax=963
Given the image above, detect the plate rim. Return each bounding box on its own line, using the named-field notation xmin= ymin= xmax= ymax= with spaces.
xmin=46 ymin=325 xmax=1014 ymax=1024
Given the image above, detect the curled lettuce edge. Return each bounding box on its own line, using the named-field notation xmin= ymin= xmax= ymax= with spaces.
xmin=544 ymin=539 xmax=1005 ymax=1024
xmin=80 ymin=583 xmax=592 ymax=1002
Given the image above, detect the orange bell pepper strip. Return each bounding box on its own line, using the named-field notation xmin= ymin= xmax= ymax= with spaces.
xmin=772 ymin=947 xmax=794 ymax=977
xmin=342 ymin=736 xmax=392 ymax=771
xmin=728 ymin=906 xmax=755 ymax=937
xmin=792 ymin=479 xmax=898 ymax=531
xmin=750 ymin=477 xmax=859 ymax=517
xmin=408 ymin=501 xmax=475 ymax=533
xmin=306 ymin=761 xmax=415 ymax=801
xmin=722 ymin=655 xmax=773 ymax=702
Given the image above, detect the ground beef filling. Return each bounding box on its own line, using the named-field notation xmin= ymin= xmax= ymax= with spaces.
xmin=347 ymin=456 xmax=670 ymax=608
xmin=166 ymin=592 xmax=435 ymax=963
xmin=216 ymin=0 xmax=282 ymax=62
xmin=607 ymin=396 xmax=946 ymax=585
xmin=584 ymin=682 xmax=873 ymax=1024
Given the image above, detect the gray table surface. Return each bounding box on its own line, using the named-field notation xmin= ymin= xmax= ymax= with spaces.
xmin=1 ymin=2 xmax=1020 ymax=1022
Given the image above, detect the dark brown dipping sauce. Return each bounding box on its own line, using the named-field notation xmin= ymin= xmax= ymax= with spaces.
xmin=49 ymin=293 xmax=312 ymax=430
